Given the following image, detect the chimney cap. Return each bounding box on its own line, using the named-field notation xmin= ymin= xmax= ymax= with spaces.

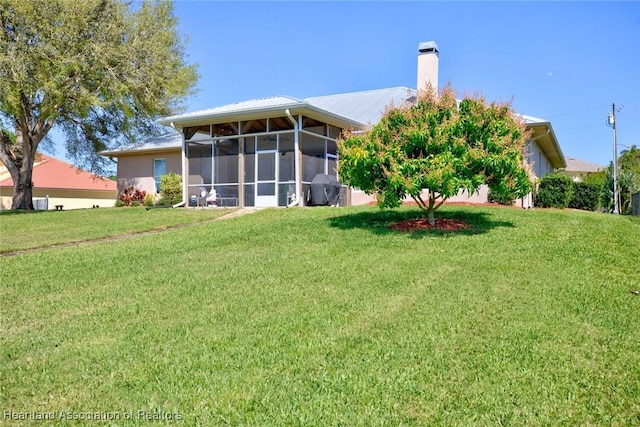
xmin=418 ymin=41 xmax=439 ymax=54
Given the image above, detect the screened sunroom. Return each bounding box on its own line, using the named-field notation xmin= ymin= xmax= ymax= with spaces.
xmin=180 ymin=113 xmax=345 ymax=207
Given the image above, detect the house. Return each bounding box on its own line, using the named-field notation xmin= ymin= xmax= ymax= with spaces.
xmin=100 ymin=41 xmax=566 ymax=208
xmin=0 ymin=154 xmax=117 ymax=210
xmin=561 ymin=157 xmax=605 ymax=182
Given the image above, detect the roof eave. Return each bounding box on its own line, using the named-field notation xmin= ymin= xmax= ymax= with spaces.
xmin=99 ymin=145 xmax=181 ymax=157
xmin=157 ymin=103 xmax=304 ymax=128
xmin=292 ymin=104 xmax=365 ymax=130
xmin=527 ymin=121 xmax=566 ymax=169
xmin=158 ymin=103 xmax=365 ymax=131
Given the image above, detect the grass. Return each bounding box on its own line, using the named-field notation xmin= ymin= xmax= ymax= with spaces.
xmin=1 ymin=205 xmax=639 ymax=425
xmin=0 ymin=207 xmax=233 ymax=254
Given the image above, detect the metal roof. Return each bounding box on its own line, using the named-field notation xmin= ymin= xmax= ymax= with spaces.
xmin=99 ymin=130 xmax=182 ymax=156
xmin=102 ymin=88 xmax=563 ymax=165
xmin=158 ymin=87 xmax=552 ymax=129
xmin=160 ymin=96 xmax=304 ymax=124
xmin=305 ymin=87 xmax=415 ymax=126
xmin=520 ymin=114 xmax=548 ymax=124
xmin=158 ymin=89 xmax=416 ymax=129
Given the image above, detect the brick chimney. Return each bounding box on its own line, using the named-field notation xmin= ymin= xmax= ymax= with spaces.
xmin=417 ymin=41 xmax=439 ymax=93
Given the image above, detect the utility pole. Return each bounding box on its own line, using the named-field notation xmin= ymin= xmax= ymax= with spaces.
xmin=607 ymin=103 xmax=619 ymax=214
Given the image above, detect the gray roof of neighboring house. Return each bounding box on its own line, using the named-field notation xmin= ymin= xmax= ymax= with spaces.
xmin=564 ymin=157 xmax=605 ymax=173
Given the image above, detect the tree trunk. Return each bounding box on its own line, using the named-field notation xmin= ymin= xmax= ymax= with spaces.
xmin=428 ymin=208 xmax=435 ymax=226
xmin=11 ymin=157 xmax=36 ymax=210
xmin=427 ymin=192 xmax=437 ymax=226
xmin=0 ymin=118 xmax=47 ymax=210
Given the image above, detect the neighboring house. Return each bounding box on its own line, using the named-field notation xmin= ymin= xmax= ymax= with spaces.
xmin=561 ymin=157 xmax=605 ymax=182
xmin=0 ymin=154 xmax=117 ymax=210
xmin=100 ymin=41 xmax=566 ymax=208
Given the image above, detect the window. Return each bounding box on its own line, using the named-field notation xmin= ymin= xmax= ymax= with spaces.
xmin=153 ymin=158 xmax=166 ymax=193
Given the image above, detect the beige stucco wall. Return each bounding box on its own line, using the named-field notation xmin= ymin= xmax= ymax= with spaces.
xmin=563 ymin=171 xmax=583 ymax=182
xmin=349 ymin=187 xmax=490 ymax=207
xmin=116 ymin=151 xmax=182 ymax=195
xmin=0 ymin=188 xmax=117 ymax=210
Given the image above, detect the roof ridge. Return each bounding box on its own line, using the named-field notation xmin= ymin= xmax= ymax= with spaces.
xmin=305 ymin=86 xmax=414 ymax=101
xmin=234 ymin=94 xmax=302 ymax=103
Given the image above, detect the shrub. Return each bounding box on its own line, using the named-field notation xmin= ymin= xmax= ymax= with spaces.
xmin=130 ymin=200 xmax=140 ymax=207
xmin=602 ymin=167 xmax=636 ymax=214
xmin=114 ymin=199 xmax=126 ymax=207
xmin=535 ymin=173 xmax=573 ymax=208
xmin=569 ymin=182 xmax=600 ymax=211
xmin=582 ymin=170 xmax=606 ymax=188
xmin=488 ymin=188 xmax=516 ymax=206
xmin=118 ymin=187 xmax=146 ymax=207
xmin=159 ymin=172 xmax=182 ymax=206
xmin=144 ymin=194 xmax=155 ymax=206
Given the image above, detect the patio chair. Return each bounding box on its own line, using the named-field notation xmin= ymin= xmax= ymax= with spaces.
xmin=205 ymin=188 xmax=217 ymax=206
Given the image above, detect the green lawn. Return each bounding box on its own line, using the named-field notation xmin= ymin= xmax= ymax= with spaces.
xmin=1 ymin=206 xmax=639 ymax=425
xmin=0 ymin=207 xmax=233 ymax=254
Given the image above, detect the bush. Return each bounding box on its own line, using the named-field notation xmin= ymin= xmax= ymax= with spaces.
xmin=488 ymin=188 xmax=516 ymax=206
xmin=535 ymin=173 xmax=573 ymax=208
xmin=117 ymin=187 xmax=146 ymax=207
xmin=159 ymin=172 xmax=182 ymax=206
xmin=569 ymin=182 xmax=600 ymax=211
xmin=114 ymin=199 xmax=126 ymax=207
xmin=602 ymin=167 xmax=636 ymax=214
xmin=144 ymin=194 xmax=155 ymax=206
xmin=582 ymin=170 xmax=606 ymax=188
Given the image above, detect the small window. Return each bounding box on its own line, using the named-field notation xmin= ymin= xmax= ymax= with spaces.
xmin=153 ymin=158 xmax=167 ymax=193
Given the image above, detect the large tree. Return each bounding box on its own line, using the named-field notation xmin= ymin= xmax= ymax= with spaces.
xmin=338 ymin=84 xmax=532 ymax=225
xmin=0 ymin=0 xmax=198 ymax=210
xmin=619 ymin=145 xmax=640 ymax=192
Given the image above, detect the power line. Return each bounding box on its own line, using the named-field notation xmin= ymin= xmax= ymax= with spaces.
xmin=556 ymin=123 xmax=605 ymax=132
xmin=547 ymin=105 xmax=610 ymax=119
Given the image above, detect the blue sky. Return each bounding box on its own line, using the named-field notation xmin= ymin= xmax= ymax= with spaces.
xmin=167 ymin=0 xmax=639 ymax=167
xmin=46 ymin=1 xmax=637 ymax=168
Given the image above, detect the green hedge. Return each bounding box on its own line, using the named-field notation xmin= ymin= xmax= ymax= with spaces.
xmin=535 ymin=173 xmax=574 ymax=208
xmin=569 ymin=182 xmax=601 ymax=211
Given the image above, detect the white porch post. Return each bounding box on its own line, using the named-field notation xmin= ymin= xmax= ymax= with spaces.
xmin=285 ymin=109 xmax=303 ymax=206
xmin=181 ymin=130 xmax=188 ymax=206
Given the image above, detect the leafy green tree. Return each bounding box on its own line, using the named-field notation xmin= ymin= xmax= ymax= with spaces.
xmin=0 ymin=0 xmax=197 ymax=210
xmin=338 ymin=84 xmax=532 ymax=224
xmin=618 ymin=145 xmax=640 ymax=192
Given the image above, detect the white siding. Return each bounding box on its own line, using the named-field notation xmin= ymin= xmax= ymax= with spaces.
xmin=525 ymin=140 xmax=554 ymax=179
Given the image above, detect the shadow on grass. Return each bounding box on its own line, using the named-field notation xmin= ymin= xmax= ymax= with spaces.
xmin=0 ymin=209 xmax=49 ymax=216
xmin=327 ymin=208 xmax=515 ymax=238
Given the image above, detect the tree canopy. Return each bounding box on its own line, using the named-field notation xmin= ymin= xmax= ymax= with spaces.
xmin=338 ymin=84 xmax=532 ymax=224
xmin=619 ymin=145 xmax=640 ymax=192
xmin=0 ymin=0 xmax=198 ymax=209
